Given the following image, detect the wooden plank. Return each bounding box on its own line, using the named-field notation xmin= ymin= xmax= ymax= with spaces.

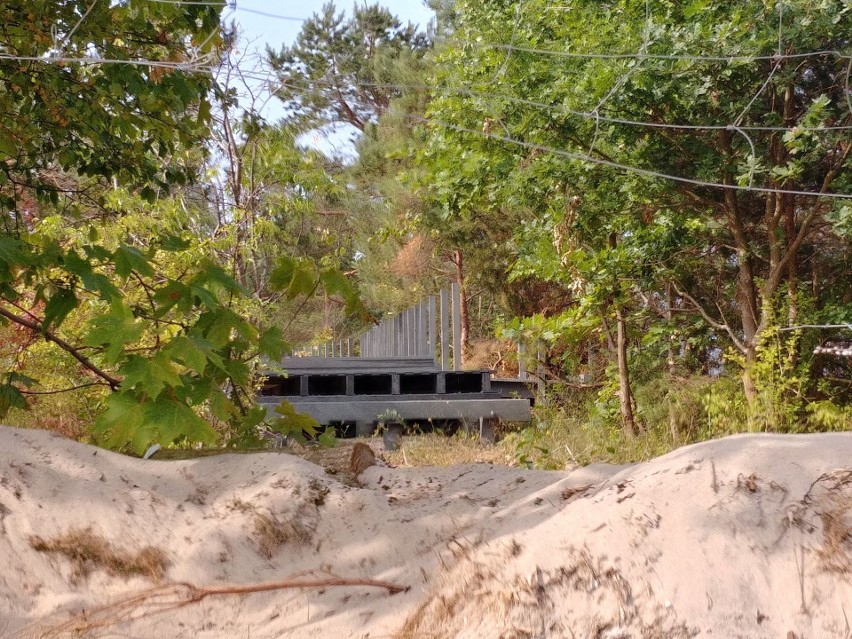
xmin=518 ymin=341 xmax=526 ymax=380
xmin=440 ymin=288 xmax=450 ymax=370
xmin=260 ymin=397 xmax=531 ymax=425
xmin=407 ymin=308 xmax=416 ymax=357
xmin=417 ymin=302 xmax=426 ymax=357
xmin=451 ymin=282 xmax=462 ymax=371
xmin=427 ymin=295 xmax=436 ymax=363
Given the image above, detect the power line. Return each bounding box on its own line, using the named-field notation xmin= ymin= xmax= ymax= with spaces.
xmin=435 ymin=36 xmax=851 ymax=63
xmin=412 ymin=115 xmax=852 ymax=201
xmin=232 ymin=71 xmax=852 ymax=134
xmin=0 ymin=51 xmax=214 ymax=70
xmin=235 ymin=67 xmax=852 ymax=200
xmin=147 ymin=0 xmax=307 ymax=21
xmin=146 ymin=2 xmax=850 ymax=64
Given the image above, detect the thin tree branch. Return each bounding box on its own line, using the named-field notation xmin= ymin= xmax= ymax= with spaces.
xmin=671 ymin=281 xmax=746 ymax=353
xmin=20 ymin=382 xmax=111 ymax=395
xmin=0 ymin=303 xmax=122 ymax=389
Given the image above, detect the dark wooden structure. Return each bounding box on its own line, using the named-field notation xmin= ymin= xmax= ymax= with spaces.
xmin=261 ymin=287 xmax=534 ymax=437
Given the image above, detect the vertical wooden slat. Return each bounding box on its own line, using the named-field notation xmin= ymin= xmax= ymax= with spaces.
xmin=410 ymin=307 xmax=416 ymax=357
xmin=347 ymin=337 xmax=354 ymax=357
xmin=518 ymin=341 xmax=527 ymax=380
xmin=428 ymin=295 xmax=437 ymax=363
xmin=451 ymin=282 xmax=462 ymax=371
xmin=417 ymin=302 xmax=425 ymax=357
xmin=440 ymin=288 xmax=450 ymax=370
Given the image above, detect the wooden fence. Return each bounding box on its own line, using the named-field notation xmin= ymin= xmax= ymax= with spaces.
xmin=294 ymin=284 xmax=466 ymax=372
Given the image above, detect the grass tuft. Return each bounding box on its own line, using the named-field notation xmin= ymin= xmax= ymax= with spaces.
xmin=29 ymin=528 xmax=168 ymax=582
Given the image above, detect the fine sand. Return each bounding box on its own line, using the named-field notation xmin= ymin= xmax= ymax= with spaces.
xmin=1 ymin=426 xmax=851 ymax=638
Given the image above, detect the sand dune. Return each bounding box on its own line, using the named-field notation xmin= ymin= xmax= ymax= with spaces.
xmin=1 ymin=426 xmax=850 ymax=638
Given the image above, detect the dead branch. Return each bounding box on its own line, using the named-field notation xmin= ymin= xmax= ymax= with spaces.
xmin=29 ymin=576 xmax=409 ymax=638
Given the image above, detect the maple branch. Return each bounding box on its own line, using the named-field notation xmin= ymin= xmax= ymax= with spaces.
xmin=0 ymin=304 xmax=122 ymax=390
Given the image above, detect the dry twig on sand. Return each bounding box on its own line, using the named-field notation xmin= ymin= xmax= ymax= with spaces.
xmin=22 ymin=577 xmax=408 ymax=638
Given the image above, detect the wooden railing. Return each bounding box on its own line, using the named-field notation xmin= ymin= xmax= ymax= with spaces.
xmin=292 ymin=284 xmax=466 ymax=371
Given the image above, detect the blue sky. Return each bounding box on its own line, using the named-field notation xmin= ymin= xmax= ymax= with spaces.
xmin=224 ymin=1 xmax=435 ymax=153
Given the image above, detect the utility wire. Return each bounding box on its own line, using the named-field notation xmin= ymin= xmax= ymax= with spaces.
xmin=411 ymin=115 xmax=852 ymax=200
xmin=235 ymin=68 xmax=852 ymax=200
xmin=147 ymin=0 xmax=307 ymax=21
xmin=232 ymin=71 xmax=852 ymax=134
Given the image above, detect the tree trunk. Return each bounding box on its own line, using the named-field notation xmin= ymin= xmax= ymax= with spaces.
xmin=452 ymin=249 xmax=470 ymax=363
xmin=608 ymin=233 xmax=637 ymax=437
xmin=615 ymin=303 xmax=638 ymax=437
xmin=665 ymin=282 xmax=676 ymax=376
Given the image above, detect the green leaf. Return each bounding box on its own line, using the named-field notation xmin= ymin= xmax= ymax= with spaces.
xmin=83 ymin=299 xmax=144 ymax=364
xmin=272 ymin=400 xmax=319 ymax=439
xmin=113 ymin=244 xmax=155 ymax=278
xmin=258 ymin=326 xmax=287 ymax=360
xmin=157 ymin=234 xmax=192 ymax=251
xmin=0 ymin=383 xmax=28 ymax=418
xmin=287 ymin=261 xmax=317 ymax=300
xmin=93 ymin=392 xmax=148 ymax=453
xmin=210 ymin=390 xmax=238 ymax=420
xmin=142 ymin=396 xmax=218 ymax=450
xmin=118 ymin=353 xmax=183 ymax=399
xmin=165 ymin=335 xmax=208 ymax=373
xmin=269 ymin=256 xmax=296 ymax=291
xmin=270 ymin=257 xmax=317 ymax=300
xmin=317 ymin=426 xmax=337 ymax=448
xmin=42 ymin=287 xmax=78 ymax=331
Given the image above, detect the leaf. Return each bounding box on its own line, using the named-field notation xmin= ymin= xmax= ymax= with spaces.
xmin=113 ymin=244 xmax=155 ymax=278
xmin=0 ymin=383 xmax=28 ymax=418
xmin=269 ymin=256 xmax=296 ymax=291
xmin=83 ymin=299 xmax=144 ymax=364
xmin=319 ymin=268 xmax=352 ymax=297
xmin=164 ymin=335 xmax=208 ymax=373
xmin=42 ymin=287 xmax=78 ymax=331
xmin=317 ymin=426 xmax=337 ymax=448
xmin=118 ymin=353 xmax=183 ymax=399
xmin=93 ymin=392 xmax=148 ymax=453
xmin=157 ymin=234 xmax=192 ymax=251
xmin=95 ymin=392 xmax=219 ymax=455
xmin=272 ymin=400 xmax=319 ymax=439
xmin=269 ymin=256 xmax=317 ymax=299
xmin=287 ymin=261 xmax=317 ymax=300
xmin=258 ymin=326 xmax=287 ymax=361
xmin=210 ymin=390 xmax=238 ymax=420
xmin=141 ymin=396 xmax=219 ymax=450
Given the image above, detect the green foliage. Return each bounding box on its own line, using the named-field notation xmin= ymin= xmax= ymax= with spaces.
xmin=268 ymin=400 xmax=324 ymax=445
xmin=268 ymin=2 xmax=430 ymax=133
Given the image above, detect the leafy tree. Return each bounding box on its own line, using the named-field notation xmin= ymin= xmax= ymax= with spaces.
xmin=420 ymin=0 xmax=850 ymax=428
xmin=0 ymin=1 xmax=297 ymax=452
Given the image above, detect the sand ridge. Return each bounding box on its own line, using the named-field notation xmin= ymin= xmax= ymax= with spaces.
xmin=1 ymin=426 xmax=851 ymax=638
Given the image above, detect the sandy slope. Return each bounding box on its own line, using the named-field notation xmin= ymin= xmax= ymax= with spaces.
xmin=1 ymin=426 xmax=851 ymax=639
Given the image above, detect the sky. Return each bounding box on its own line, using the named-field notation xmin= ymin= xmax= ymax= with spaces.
xmin=222 ymin=0 xmax=436 ymax=154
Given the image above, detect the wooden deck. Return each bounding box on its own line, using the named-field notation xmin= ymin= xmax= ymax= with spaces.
xmin=264 ymin=287 xmax=534 ymax=436
xmin=261 ymin=357 xmax=532 ymax=436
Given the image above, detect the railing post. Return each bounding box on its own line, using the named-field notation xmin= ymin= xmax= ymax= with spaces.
xmin=440 ymin=288 xmax=450 ymax=370
xmin=427 ymin=295 xmax=436 ymax=363
xmin=451 ymin=282 xmax=462 ymax=371
xmin=518 ymin=341 xmax=527 ymax=380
